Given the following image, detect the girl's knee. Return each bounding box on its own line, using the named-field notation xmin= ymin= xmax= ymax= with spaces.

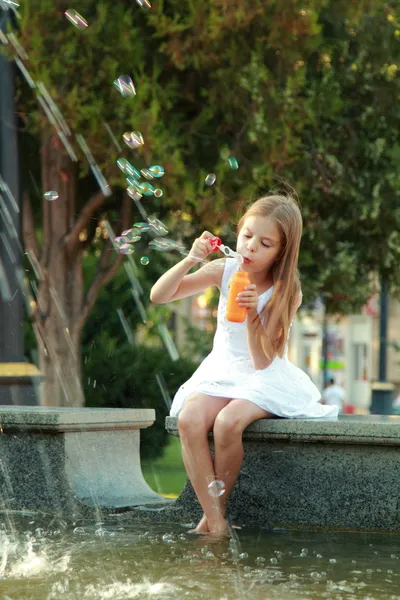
xmin=178 ymin=394 xmax=208 ymax=434
xmin=213 ymin=412 xmax=243 ymax=445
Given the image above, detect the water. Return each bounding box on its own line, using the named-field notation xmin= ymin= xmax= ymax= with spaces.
xmin=1 ymin=515 xmax=400 ymax=599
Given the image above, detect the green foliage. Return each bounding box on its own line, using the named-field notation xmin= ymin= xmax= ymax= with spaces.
xmin=83 ymin=332 xmax=196 ymax=460
xmin=11 ymin=0 xmax=400 ymax=323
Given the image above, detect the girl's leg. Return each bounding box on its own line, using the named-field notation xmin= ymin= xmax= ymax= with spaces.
xmin=178 ymin=393 xmax=230 ymax=533
xmin=213 ymin=399 xmax=274 ymax=519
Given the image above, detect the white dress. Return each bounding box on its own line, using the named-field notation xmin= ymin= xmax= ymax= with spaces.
xmin=170 ymin=258 xmax=338 ymax=419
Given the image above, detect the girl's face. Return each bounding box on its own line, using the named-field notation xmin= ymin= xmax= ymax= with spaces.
xmin=237 ymin=216 xmax=282 ymax=272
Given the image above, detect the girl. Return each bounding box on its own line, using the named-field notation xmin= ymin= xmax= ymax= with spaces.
xmin=150 ymin=194 xmax=338 ymax=536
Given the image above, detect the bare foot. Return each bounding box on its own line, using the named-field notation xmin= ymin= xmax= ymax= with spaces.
xmin=188 ymin=514 xmax=209 ymax=534
xmin=208 ymin=517 xmax=229 ymax=537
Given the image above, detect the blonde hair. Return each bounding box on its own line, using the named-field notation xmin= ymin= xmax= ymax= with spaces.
xmin=237 ymin=194 xmax=302 ymax=360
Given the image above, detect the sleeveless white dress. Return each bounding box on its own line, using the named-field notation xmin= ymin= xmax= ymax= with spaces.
xmin=170 ymin=258 xmax=338 ymax=419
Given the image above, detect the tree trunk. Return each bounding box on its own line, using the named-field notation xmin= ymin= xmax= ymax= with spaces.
xmin=24 ymin=131 xmax=131 ymax=407
xmin=37 ymin=132 xmax=85 ymax=407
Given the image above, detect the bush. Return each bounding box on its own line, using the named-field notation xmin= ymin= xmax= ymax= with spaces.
xmin=83 ymin=333 xmax=197 ymax=460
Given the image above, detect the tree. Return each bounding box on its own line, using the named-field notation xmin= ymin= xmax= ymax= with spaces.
xmin=8 ymin=0 xmax=400 ymax=407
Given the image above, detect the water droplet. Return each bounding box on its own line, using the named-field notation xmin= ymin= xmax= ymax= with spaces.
xmin=123 ymin=131 xmax=144 ymax=149
xmin=207 ymin=479 xmax=225 ymax=497
xmin=149 ymin=165 xmax=165 ymax=178
xmin=270 ymin=557 xmax=278 ymax=564
xmin=205 ymin=173 xmax=216 ymax=186
xmin=228 ymin=156 xmax=239 ymax=170
xmin=140 ymin=256 xmax=149 ymax=265
xmin=113 ymin=75 xmax=136 ymax=98
xmin=154 ymin=188 xmax=163 ymax=198
xmin=239 ymin=552 xmax=248 ymax=560
xmin=44 ymin=190 xmax=59 ymax=201
xmin=65 ymin=9 xmax=88 ymax=30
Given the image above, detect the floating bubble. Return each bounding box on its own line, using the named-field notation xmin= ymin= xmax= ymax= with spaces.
xmin=121 ymin=228 xmax=141 ymax=243
xmin=117 ymin=158 xmax=141 ymax=178
xmin=205 ymin=173 xmax=216 ymax=186
xmin=147 ymin=216 xmax=168 ymax=236
xmin=207 ymin=480 xmax=225 ymax=498
xmin=64 ymin=9 xmax=88 ymax=30
xmin=134 ymin=222 xmax=152 ymax=233
xmin=140 ymin=256 xmax=150 ymax=265
xmin=149 ymin=165 xmax=165 ymax=178
xmin=140 ymin=168 xmax=154 ymax=180
xmin=139 ymin=182 xmax=155 ymax=196
xmin=228 ymin=156 xmax=239 ymax=170
xmin=126 ymin=177 xmax=143 ymax=191
xmin=136 ymin=0 xmax=151 ymax=8
xmin=154 ymin=189 xmax=163 ymax=198
xmin=148 ymin=238 xmax=184 ymax=252
xmin=123 ymin=131 xmax=144 ymax=149
xmin=119 ymin=244 xmax=135 ymax=255
xmin=114 ymin=236 xmax=125 ymax=247
xmin=113 ymin=75 xmax=136 ymax=98
xmin=127 ymin=186 xmax=143 ymax=201
xmin=44 ymin=190 xmax=59 ymax=201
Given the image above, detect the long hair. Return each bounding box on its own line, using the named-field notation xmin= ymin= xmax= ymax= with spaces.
xmin=237 ymin=194 xmax=302 ymax=360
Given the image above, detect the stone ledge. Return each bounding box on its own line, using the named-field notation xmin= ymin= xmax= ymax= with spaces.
xmin=166 ymin=414 xmax=400 ymax=446
xmin=0 ymin=407 xmax=155 ymax=432
xmin=0 ymin=407 xmax=166 ymax=516
xmin=162 ymin=413 xmax=400 ymax=532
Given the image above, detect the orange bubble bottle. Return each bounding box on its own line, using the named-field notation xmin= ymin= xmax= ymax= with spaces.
xmin=226 ymin=271 xmax=251 ymax=323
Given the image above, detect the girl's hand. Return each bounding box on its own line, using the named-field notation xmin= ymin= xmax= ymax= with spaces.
xmin=187 ymin=231 xmax=216 ymax=263
xmin=237 ymin=284 xmax=259 ymax=312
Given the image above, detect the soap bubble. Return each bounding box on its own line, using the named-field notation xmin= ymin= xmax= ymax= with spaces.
xmin=121 ymin=228 xmax=141 ymax=243
xmin=123 ymin=131 xmax=144 ymax=149
xmin=228 ymin=157 xmax=239 ymax=170
xmin=127 ymin=186 xmax=143 ymax=201
xmin=140 ymin=256 xmax=150 ymax=265
xmin=149 ymin=165 xmax=165 ymax=178
xmin=117 ymin=158 xmax=141 ymax=179
xmin=154 ymin=189 xmax=163 ymax=198
xmin=119 ymin=244 xmax=135 ymax=255
xmin=147 ymin=216 xmax=169 ymax=236
xmin=113 ymin=75 xmax=136 ymax=98
xmin=207 ymin=480 xmax=225 ymax=497
xmin=148 ymin=238 xmax=185 ymax=253
xmin=134 ymin=222 xmax=152 ymax=233
xmin=44 ymin=190 xmax=59 ymax=201
xmin=136 ymin=0 xmax=151 ymax=8
xmin=205 ymin=173 xmax=216 ymax=186
xmin=139 ymin=182 xmax=155 ymax=196
xmin=140 ymin=168 xmax=154 ymax=180
xmin=64 ymin=9 xmax=88 ymax=30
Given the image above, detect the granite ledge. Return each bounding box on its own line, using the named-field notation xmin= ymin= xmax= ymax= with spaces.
xmin=0 ymin=407 xmax=155 ymax=432
xmin=166 ymin=414 xmax=400 ymax=446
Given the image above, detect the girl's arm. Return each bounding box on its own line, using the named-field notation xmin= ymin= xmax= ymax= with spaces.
xmin=150 ymin=231 xmax=225 ymax=304
xmin=150 ymin=256 xmax=224 ymax=304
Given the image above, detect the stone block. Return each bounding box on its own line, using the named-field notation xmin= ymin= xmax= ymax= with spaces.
xmin=0 ymin=407 xmax=170 ymax=519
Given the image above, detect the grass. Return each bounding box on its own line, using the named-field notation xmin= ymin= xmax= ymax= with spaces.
xmin=142 ymin=436 xmax=187 ymax=498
